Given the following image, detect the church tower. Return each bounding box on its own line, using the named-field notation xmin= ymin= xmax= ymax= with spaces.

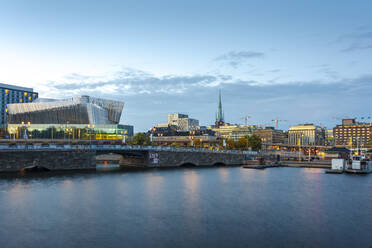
xmin=215 ymin=89 xmax=225 ymax=128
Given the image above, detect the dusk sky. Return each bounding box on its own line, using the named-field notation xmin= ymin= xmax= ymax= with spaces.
xmin=1 ymin=0 xmax=371 ymax=131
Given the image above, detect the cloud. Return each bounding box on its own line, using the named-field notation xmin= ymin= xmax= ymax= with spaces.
xmin=41 ymin=67 xmax=372 ymax=131
xmin=335 ymin=28 xmax=372 ymax=53
xmin=214 ymin=50 xmax=264 ymax=68
xmin=268 ymin=69 xmax=281 ymax=73
xmin=340 ymin=43 xmax=372 ymax=52
xmin=337 ymin=30 xmax=372 ymax=41
xmin=48 ymin=68 xmax=235 ymax=97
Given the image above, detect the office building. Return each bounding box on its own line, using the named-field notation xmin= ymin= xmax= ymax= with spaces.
xmin=212 ymin=123 xmax=256 ymax=142
xmin=325 ymin=129 xmax=335 ymax=146
xmin=0 ymin=83 xmax=38 ymax=128
xmin=166 ymin=113 xmax=199 ymax=131
xmin=288 ymin=124 xmax=325 ymax=146
xmin=253 ymin=127 xmax=286 ymax=144
xmin=333 ymin=119 xmax=372 ymax=146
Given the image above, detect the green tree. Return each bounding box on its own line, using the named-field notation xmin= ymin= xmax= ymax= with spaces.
xmin=236 ymin=137 xmax=248 ymax=150
xmin=248 ymin=134 xmax=262 ymax=151
xmin=170 ymin=142 xmax=182 ymax=147
xmin=131 ymin=132 xmax=151 ymax=145
xmin=218 ymin=138 xmax=235 ymax=150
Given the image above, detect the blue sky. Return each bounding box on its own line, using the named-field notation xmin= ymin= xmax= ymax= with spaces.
xmin=1 ymin=0 xmax=371 ymax=131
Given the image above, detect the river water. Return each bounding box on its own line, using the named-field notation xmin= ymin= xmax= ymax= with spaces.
xmin=0 ymin=167 xmax=371 ymax=248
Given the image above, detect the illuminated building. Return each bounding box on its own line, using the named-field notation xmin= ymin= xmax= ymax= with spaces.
xmin=0 ymin=83 xmax=38 ymax=128
xmin=333 ymin=119 xmax=372 ymax=146
xmin=288 ymin=124 xmax=325 ymax=146
xmin=6 ymin=95 xmax=131 ymax=140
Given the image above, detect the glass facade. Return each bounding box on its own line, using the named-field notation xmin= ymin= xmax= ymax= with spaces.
xmin=7 ymin=124 xmax=133 ymax=140
xmin=6 ymin=95 xmax=132 ymax=140
xmin=0 ymin=83 xmax=38 ymax=128
xmin=7 ymin=95 xmax=123 ymax=125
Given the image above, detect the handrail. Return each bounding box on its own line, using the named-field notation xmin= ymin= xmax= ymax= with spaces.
xmin=0 ymin=144 xmax=257 ymax=155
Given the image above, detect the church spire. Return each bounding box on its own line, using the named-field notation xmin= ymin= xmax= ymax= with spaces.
xmin=215 ymin=89 xmax=225 ymax=127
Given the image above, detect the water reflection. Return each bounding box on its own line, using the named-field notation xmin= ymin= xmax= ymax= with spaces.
xmin=0 ymin=168 xmax=371 ymax=248
xmin=7 ymin=181 xmax=30 ymax=206
xmin=183 ymin=170 xmax=200 ymax=204
xmin=217 ymin=167 xmax=230 ymax=183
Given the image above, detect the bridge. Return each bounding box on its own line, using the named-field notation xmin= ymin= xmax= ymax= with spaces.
xmin=0 ymin=142 xmax=256 ymax=172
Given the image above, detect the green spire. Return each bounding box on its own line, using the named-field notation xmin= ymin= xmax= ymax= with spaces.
xmin=216 ymin=89 xmax=224 ymax=122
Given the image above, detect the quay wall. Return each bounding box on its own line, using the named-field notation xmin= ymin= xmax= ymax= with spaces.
xmin=0 ymin=150 xmax=96 ymax=172
xmin=0 ymin=148 xmax=249 ymax=172
xmin=280 ymin=161 xmax=331 ymax=168
xmin=147 ymin=151 xmax=246 ymax=167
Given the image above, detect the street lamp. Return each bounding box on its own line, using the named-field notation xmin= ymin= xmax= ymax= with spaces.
xmin=87 ymin=124 xmax=95 ymax=147
xmin=19 ymin=121 xmax=31 ymax=140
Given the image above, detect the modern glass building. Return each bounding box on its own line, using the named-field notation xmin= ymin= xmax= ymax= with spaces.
xmin=7 ymin=95 xmax=132 ymax=140
xmin=0 ymin=83 xmax=38 ymax=128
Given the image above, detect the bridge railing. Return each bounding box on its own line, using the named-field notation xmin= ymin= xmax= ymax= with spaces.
xmin=0 ymin=143 xmax=257 ymax=155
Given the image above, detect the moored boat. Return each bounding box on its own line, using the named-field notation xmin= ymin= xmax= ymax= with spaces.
xmin=345 ymin=155 xmax=372 ymax=174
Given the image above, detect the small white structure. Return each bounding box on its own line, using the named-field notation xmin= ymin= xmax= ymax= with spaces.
xmin=331 ymin=159 xmax=345 ymax=170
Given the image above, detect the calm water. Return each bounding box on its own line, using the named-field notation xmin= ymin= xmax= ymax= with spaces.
xmin=0 ymin=167 xmax=371 ymax=248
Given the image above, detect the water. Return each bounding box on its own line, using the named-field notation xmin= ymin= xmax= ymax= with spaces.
xmin=0 ymin=167 xmax=371 ymax=248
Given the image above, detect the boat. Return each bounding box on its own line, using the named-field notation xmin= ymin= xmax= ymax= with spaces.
xmin=345 ymin=155 xmax=372 ymax=174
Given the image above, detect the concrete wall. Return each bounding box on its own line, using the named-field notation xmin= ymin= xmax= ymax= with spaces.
xmin=0 ymin=149 xmax=247 ymax=172
xmin=0 ymin=150 xmax=96 ymax=172
xmin=147 ymin=151 xmax=245 ymax=167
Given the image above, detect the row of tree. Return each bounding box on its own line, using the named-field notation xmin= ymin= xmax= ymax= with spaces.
xmin=129 ymin=133 xmax=262 ymax=151
xmin=218 ymin=135 xmax=262 ymax=151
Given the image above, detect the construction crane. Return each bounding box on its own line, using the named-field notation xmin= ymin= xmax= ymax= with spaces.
xmin=271 ymin=119 xmax=288 ymax=129
xmin=257 ymin=122 xmax=272 ymax=129
xmin=241 ymin=116 xmax=251 ymax=126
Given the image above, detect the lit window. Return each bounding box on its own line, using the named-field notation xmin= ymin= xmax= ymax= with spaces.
xmin=24 ymin=92 xmax=28 ymax=96
xmin=20 ymin=99 xmax=23 ymax=103
xmin=28 ymin=96 xmax=32 ymax=101
xmin=5 ymin=89 xmax=9 ymax=94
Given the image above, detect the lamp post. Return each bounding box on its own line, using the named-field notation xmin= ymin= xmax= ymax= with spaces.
xmin=64 ymin=121 xmax=70 ymax=143
xmin=19 ymin=121 xmax=31 ymax=140
xmin=87 ymin=124 xmax=95 ymax=147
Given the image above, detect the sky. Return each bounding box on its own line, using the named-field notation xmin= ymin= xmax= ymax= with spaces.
xmin=1 ymin=0 xmax=372 ymax=131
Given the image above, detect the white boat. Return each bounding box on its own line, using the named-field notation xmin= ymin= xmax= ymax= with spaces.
xmin=345 ymin=155 xmax=372 ymax=174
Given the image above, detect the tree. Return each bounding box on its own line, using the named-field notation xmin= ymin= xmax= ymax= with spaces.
xmin=236 ymin=137 xmax=248 ymax=150
xmin=248 ymin=134 xmax=262 ymax=151
xmin=218 ymin=138 xmax=235 ymax=150
xmin=131 ymin=132 xmax=151 ymax=145
xmin=170 ymin=142 xmax=182 ymax=147
xmin=193 ymin=139 xmax=202 ymax=147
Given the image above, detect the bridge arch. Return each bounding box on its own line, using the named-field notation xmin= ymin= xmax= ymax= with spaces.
xmin=213 ymin=162 xmax=227 ymax=166
xmin=179 ymin=162 xmax=198 ymax=167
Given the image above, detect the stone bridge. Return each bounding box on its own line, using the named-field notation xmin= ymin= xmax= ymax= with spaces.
xmin=0 ymin=144 xmax=256 ymax=172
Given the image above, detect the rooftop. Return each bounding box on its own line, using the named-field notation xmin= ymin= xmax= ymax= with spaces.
xmin=0 ymin=83 xmax=33 ymax=92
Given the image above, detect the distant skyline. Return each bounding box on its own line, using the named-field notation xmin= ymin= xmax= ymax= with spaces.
xmin=1 ymin=0 xmax=372 ymax=131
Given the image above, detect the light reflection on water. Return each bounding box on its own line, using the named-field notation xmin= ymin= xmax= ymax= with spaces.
xmin=0 ymin=167 xmax=371 ymax=248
